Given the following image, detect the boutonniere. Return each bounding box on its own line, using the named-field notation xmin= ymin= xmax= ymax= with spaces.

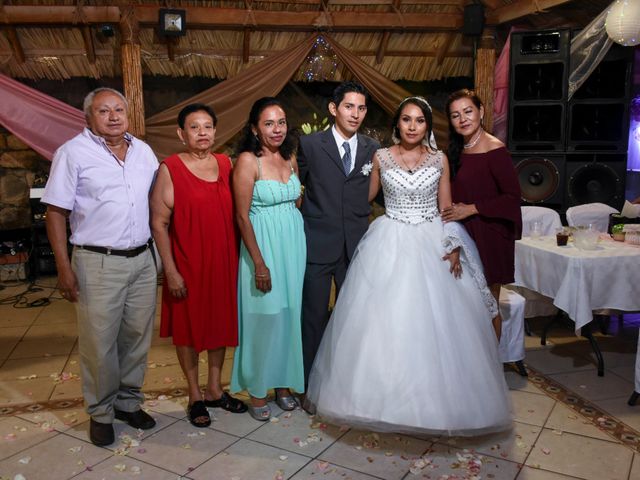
xmin=361 ymin=162 xmax=373 ymax=176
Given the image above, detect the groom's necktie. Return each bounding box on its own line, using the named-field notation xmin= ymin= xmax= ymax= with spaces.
xmin=342 ymin=141 xmax=352 ymax=175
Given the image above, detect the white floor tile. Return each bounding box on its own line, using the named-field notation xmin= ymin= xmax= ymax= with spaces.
xmin=0 ymin=431 xmax=111 ymax=479
xmin=188 ymin=438 xmax=310 ymax=480
xmin=318 ymin=429 xmax=431 ymax=480
xmin=525 ymin=429 xmax=633 ymax=480
xmin=247 ymin=408 xmax=345 ymax=458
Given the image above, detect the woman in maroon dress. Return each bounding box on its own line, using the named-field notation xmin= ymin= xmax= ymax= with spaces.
xmin=151 ymin=103 xmax=247 ymax=427
xmin=442 ymin=89 xmax=522 ymax=340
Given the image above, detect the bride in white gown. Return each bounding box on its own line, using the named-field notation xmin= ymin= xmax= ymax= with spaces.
xmin=306 ymin=97 xmax=512 ymax=436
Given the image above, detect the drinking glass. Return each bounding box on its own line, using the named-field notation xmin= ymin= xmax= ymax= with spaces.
xmin=530 ymin=221 xmax=543 ymax=239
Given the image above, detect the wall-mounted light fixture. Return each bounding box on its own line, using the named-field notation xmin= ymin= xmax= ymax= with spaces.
xmin=159 ymin=9 xmax=186 ymax=36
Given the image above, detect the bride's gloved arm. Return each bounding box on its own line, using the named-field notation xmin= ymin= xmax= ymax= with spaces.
xmin=367 ymin=153 xmax=381 ymax=203
xmin=438 ymin=152 xmax=453 ymax=213
xmin=233 ymin=152 xmax=272 ymax=293
xmin=438 ymin=153 xmax=462 ymax=277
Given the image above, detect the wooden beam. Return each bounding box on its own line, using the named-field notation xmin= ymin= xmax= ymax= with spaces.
xmin=119 ymin=7 xmax=145 ymax=138
xmin=0 ymin=4 xmax=463 ymax=32
xmin=474 ymin=27 xmax=496 ymax=131
xmin=243 ymin=28 xmax=251 ymax=64
xmin=478 ymin=0 xmax=502 ymax=10
xmin=4 ymin=27 xmax=25 ymax=64
xmin=0 ymin=6 xmax=120 ymax=25
xmin=133 ymin=6 xmax=462 ymax=31
xmin=376 ymin=30 xmax=391 ymax=64
xmin=486 ymin=0 xmax=575 ymax=25
xmin=81 ymin=25 xmax=96 ymax=64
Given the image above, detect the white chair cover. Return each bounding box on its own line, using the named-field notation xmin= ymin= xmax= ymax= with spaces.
xmin=498 ymin=287 xmax=526 ymax=363
xmin=521 ymin=206 xmax=562 ymax=236
xmin=514 ymin=206 xmax=561 ymax=318
xmin=566 ymin=202 xmax=619 ymax=233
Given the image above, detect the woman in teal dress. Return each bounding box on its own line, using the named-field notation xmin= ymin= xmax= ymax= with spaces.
xmin=231 ymin=97 xmax=306 ymax=421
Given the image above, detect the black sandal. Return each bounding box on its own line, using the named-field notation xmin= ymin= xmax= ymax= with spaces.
xmin=204 ymin=392 xmax=248 ymax=414
xmin=188 ymin=400 xmax=211 ymax=428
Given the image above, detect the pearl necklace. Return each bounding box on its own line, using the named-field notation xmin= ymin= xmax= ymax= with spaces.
xmin=463 ymin=128 xmax=483 ymax=149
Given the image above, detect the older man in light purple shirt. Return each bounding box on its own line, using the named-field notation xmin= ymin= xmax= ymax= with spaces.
xmin=43 ymin=88 xmax=158 ymax=446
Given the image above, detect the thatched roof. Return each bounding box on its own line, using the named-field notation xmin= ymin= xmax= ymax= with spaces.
xmin=0 ymin=1 xmax=613 ymax=82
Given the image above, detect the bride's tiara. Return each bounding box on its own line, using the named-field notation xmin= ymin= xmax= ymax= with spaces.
xmin=401 ymin=96 xmax=432 ymax=112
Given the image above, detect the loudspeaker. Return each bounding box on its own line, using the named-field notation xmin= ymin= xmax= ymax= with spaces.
xmin=463 ymin=4 xmax=485 ymax=36
xmin=567 ymin=44 xmax=633 ymax=152
xmin=513 ymin=154 xmax=565 ymax=207
xmin=508 ymin=30 xmax=570 ymax=152
xmin=565 ymin=153 xmax=626 ymax=210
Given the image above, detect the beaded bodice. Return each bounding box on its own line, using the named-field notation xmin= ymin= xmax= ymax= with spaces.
xmin=378 ymin=147 xmax=443 ymax=225
xmin=249 ymin=157 xmax=301 ymax=217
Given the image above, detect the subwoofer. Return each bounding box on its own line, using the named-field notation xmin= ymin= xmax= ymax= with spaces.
xmin=513 ymin=154 xmax=565 ymax=206
xmin=565 ymin=154 xmax=626 ymax=210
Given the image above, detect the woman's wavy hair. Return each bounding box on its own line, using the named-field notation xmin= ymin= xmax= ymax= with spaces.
xmin=445 ymin=88 xmax=483 ymax=179
xmin=391 ymin=96 xmax=435 ymax=150
xmin=236 ymin=97 xmax=296 ymax=159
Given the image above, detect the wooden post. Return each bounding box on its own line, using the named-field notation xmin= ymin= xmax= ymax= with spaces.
xmin=474 ymin=27 xmax=496 ymax=133
xmin=119 ymin=7 xmax=145 ymax=138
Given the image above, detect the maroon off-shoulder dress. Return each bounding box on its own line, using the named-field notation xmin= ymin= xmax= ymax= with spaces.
xmin=451 ymin=147 xmax=522 ymax=285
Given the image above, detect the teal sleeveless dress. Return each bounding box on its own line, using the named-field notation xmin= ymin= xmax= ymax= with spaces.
xmin=230 ymin=159 xmax=306 ymax=398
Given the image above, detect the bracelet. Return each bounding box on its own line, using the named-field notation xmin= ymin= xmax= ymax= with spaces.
xmin=255 ymin=273 xmax=269 ymax=278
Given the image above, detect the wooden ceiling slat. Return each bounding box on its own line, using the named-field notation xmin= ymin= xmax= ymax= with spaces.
xmin=81 ymin=25 xmax=96 ymax=64
xmin=376 ymin=30 xmax=391 ymax=64
xmin=486 ymin=0 xmax=575 ymax=25
xmin=0 ymin=47 xmax=473 ymax=58
xmin=4 ymin=27 xmax=26 ymax=64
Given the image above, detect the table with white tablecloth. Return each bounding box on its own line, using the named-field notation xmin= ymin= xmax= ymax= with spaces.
xmin=514 ymin=236 xmax=640 ymax=332
xmin=513 ymin=236 xmax=640 ymax=377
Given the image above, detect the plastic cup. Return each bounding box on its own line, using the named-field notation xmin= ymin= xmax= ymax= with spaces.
xmin=556 ymin=228 xmax=569 ymax=246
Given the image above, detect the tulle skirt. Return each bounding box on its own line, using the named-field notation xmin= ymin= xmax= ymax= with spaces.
xmin=306 ymin=216 xmax=512 ymax=436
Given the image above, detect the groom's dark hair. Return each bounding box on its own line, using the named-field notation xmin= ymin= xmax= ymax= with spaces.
xmin=331 ymin=81 xmax=369 ymax=107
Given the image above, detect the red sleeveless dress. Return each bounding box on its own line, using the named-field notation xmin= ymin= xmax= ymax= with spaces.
xmin=159 ymin=153 xmax=239 ymax=352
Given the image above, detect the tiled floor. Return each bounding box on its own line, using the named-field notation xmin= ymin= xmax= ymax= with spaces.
xmin=0 ymin=276 xmax=639 ymax=480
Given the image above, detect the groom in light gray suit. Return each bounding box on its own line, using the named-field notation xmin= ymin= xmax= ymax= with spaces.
xmin=298 ymin=82 xmax=380 ymax=388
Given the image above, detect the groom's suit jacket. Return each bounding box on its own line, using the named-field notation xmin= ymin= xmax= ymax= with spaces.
xmin=298 ymin=128 xmax=380 ymax=264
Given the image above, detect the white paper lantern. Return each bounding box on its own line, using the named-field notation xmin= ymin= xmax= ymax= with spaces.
xmin=606 ymin=0 xmax=640 ymax=46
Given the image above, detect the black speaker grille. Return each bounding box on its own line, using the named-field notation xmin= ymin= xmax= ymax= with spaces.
xmin=567 ymin=163 xmax=623 ymax=206
xmin=516 ymin=157 xmax=560 ymax=203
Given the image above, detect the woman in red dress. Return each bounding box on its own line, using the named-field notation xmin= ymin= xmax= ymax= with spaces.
xmin=442 ymin=89 xmax=522 ymax=340
xmin=151 ymin=104 xmax=247 ymax=427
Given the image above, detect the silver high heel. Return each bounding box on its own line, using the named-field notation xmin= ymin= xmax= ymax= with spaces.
xmin=275 ymin=394 xmax=297 ymax=411
xmin=248 ymin=403 xmax=271 ymax=421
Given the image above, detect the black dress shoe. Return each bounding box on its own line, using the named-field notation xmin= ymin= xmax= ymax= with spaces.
xmin=90 ymin=419 xmax=114 ymax=446
xmin=114 ymin=408 xmax=156 ymax=429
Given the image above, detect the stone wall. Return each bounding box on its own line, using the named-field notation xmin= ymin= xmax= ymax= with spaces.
xmin=0 ymin=126 xmax=51 ymax=230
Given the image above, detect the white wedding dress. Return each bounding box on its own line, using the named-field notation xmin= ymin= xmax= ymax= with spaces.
xmin=306 ymin=148 xmax=512 ymax=436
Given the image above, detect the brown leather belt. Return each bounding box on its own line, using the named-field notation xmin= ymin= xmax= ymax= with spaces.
xmin=78 ymin=239 xmax=152 ymax=257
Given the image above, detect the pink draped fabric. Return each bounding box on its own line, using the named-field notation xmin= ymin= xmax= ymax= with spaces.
xmin=492 ymin=31 xmax=513 ymax=144
xmin=0 ymin=73 xmax=85 ymax=160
